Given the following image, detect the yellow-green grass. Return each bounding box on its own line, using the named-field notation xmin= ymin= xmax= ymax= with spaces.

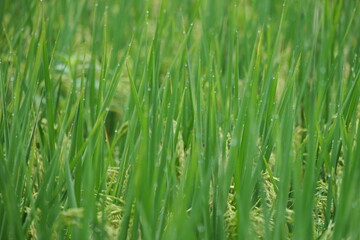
xmin=0 ymin=0 xmax=359 ymax=239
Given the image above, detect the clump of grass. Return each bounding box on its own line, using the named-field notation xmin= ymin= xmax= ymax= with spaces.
xmin=1 ymin=0 xmax=360 ymax=239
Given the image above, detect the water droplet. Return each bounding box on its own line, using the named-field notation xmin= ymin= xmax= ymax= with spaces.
xmin=230 ymin=138 xmax=238 ymax=146
xmin=197 ymin=225 xmax=205 ymax=233
xmin=148 ymin=87 xmax=151 ymax=91
xmin=115 ymin=129 xmax=118 ymax=133
xmin=320 ymin=67 xmax=326 ymax=74
xmin=106 ymin=107 xmax=110 ymax=112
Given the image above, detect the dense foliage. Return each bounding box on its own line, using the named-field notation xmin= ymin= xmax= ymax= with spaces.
xmin=0 ymin=0 xmax=359 ymax=239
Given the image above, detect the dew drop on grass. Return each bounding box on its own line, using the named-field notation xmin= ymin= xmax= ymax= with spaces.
xmin=114 ymin=129 xmax=118 ymax=133
xmin=320 ymin=67 xmax=326 ymax=74
xmin=106 ymin=107 xmax=110 ymax=112
xmin=197 ymin=225 xmax=205 ymax=233
xmin=230 ymin=138 xmax=238 ymax=146
xmin=148 ymin=87 xmax=151 ymax=91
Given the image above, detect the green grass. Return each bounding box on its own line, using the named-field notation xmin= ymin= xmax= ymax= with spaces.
xmin=1 ymin=0 xmax=360 ymax=239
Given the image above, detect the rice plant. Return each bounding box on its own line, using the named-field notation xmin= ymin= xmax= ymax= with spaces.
xmin=0 ymin=0 xmax=359 ymax=239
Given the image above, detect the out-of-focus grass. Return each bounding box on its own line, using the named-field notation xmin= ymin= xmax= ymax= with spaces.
xmin=0 ymin=0 xmax=359 ymax=239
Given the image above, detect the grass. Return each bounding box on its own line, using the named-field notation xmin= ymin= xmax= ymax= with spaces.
xmin=0 ymin=0 xmax=359 ymax=239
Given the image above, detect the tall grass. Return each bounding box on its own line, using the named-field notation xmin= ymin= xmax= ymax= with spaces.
xmin=0 ymin=0 xmax=359 ymax=239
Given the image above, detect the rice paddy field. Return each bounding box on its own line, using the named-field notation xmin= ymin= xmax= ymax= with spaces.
xmin=1 ymin=0 xmax=360 ymax=239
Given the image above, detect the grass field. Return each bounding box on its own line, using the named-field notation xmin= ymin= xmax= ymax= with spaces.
xmin=0 ymin=0 xmax=360 ymax=239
